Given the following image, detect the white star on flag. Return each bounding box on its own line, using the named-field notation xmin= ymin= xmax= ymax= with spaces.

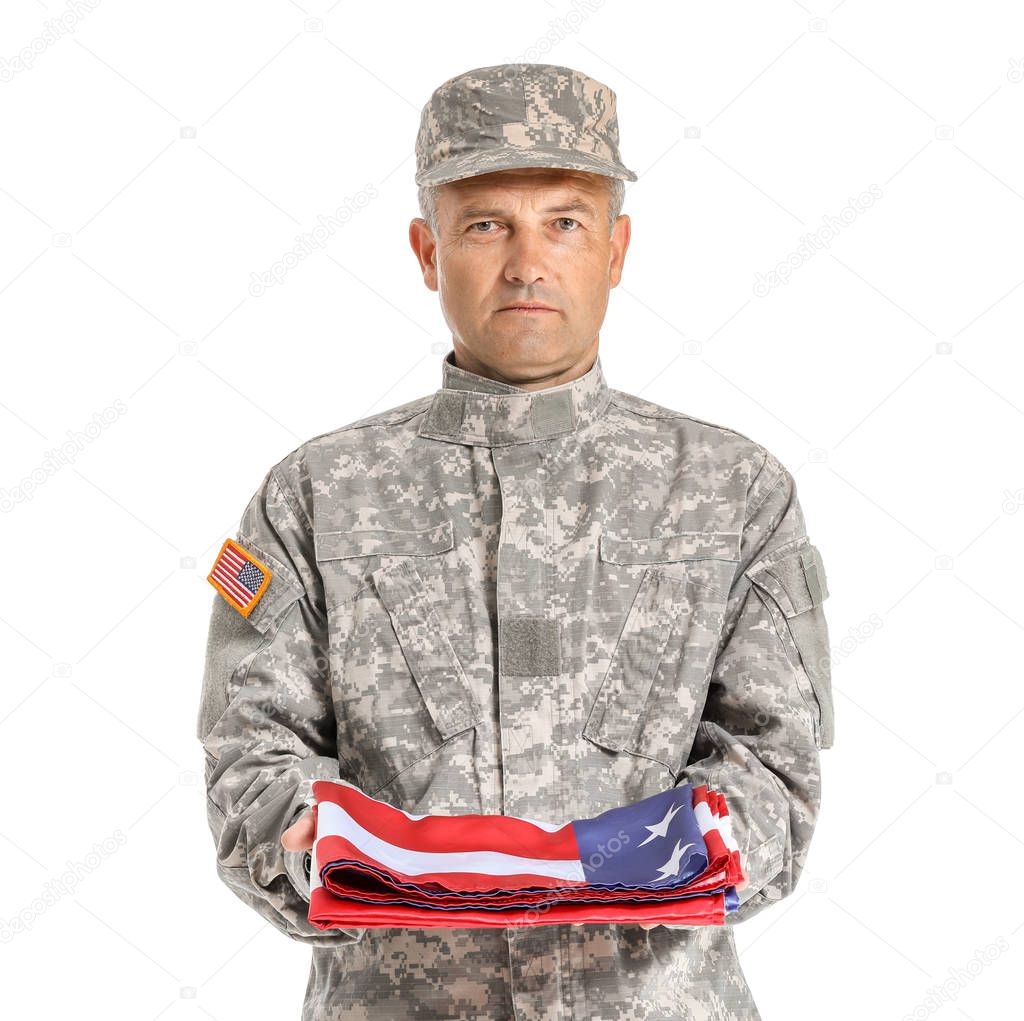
xmin=654 ymin=839 xmax=695 ymax=881
xmin=637 ymin=800 xmax=683 ymax=846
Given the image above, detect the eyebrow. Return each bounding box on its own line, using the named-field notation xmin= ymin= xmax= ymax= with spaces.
xmin=455 ymin=198 xmax=599 ymax=223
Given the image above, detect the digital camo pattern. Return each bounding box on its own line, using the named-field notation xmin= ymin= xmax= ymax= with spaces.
xmin=198 ymin=348 xmax=835 ymax=1020
xmin=415 ymin=63 xmax=639 ymax=186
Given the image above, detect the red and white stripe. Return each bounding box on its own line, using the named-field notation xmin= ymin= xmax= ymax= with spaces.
xmin=693 ymin=786 xmax=745 ymax=889
xmin=313 ymin=781 xmax=587 ymax=893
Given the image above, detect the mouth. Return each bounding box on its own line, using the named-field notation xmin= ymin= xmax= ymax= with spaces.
xmin=498 ymin=304 xmax=558 ymax=313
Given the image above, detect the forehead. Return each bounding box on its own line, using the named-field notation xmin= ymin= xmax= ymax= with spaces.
xmin=439 ymin=168 xmax=609 ymax=209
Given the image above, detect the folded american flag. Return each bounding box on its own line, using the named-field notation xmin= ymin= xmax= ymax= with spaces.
xmin=307 ymin=780 xmax=746 ymax=929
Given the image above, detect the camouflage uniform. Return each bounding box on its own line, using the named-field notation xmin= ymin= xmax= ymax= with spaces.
xmin=198 ymin=348 xmax=834 ymax=1020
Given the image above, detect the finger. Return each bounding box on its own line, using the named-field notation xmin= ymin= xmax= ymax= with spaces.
xmin=281 ymin=809 xmax=315 ymax=851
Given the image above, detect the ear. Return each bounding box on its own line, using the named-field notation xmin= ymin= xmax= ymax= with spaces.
xmin=408 ymin=218 xmax=439 ymax=291
xmin=609 ymin=214 xmax=631 ymax=288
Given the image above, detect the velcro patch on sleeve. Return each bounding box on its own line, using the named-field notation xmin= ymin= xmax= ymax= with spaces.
xmin=207 ymin=538 xmax=273 ymax=618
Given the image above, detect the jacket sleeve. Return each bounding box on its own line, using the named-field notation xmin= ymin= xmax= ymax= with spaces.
xmin=677 ymin=447 xmax=835 ymax=925
xmin=196 ymin=459 xmax=361 ymax=945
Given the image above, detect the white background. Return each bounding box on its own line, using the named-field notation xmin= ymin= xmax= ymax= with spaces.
xmin=2 ymin=1 xmax=1022 ymax=1018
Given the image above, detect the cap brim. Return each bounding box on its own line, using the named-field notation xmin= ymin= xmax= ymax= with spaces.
xmin=415 ymin=145 xmax=638 ymax=186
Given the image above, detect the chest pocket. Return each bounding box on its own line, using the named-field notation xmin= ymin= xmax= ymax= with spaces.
xmin=314 ymin=520 xmax=484 ymax=793
xmin=582 ymin=529 xmax=741 ymax=775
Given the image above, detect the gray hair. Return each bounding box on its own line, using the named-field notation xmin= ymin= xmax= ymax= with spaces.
xmin=418 ymin=175 xmax=625 ymax=237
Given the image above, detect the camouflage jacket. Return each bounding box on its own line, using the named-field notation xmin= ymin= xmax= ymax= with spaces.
xmin=198 ymin=348 xmax=834 ymax=1021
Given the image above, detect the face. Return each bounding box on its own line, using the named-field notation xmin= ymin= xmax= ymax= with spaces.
xmin=409 ymin=167 xmax=630 ymax=388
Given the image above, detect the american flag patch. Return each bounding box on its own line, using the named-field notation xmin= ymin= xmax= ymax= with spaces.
xmin=207 ymin=538 xmax=273 ymax=618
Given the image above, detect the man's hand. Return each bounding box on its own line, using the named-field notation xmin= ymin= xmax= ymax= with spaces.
xmin=281 ymin=808 xmax=315 ymax=852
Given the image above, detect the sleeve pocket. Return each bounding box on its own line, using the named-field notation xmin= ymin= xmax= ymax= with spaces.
xmin=197 ymin=536 xmax=305 ymax=743
xmin=745 ymin=542 xmax=835 ymax=749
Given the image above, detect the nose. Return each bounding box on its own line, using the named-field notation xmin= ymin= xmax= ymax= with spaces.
xmin=503 ymin=228 xmax=548 ymax=286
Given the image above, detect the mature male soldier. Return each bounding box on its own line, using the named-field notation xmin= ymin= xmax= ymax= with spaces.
xmin=198 ymin=63 xmax=835 ymax=1020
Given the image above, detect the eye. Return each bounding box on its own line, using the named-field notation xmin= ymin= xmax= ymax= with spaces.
xmin=556 ymin=218 xmax=580 ymax=231
xmin=469 ymin=220 xmax=500 ymax=233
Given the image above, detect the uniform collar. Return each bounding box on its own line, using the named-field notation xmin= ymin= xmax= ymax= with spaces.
xmin=419 ymin=348 xmax=613 ymax=447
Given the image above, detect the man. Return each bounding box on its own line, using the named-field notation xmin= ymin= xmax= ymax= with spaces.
xmin=197 ymin=63 xmax=835 ymax=1020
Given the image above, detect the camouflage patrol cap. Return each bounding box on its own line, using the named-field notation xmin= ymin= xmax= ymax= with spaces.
xmin=415 ymin=63 xmax=638 ymax=187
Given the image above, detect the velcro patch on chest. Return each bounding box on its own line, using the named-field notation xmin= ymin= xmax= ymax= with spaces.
xmin=207 ymin=538 xmax=273 ymax=618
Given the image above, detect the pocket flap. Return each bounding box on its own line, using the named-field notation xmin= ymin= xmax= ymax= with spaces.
xmin=744 ymin=542 xmax=828 ymax=617
xmin=599 ymin=529 xmax=741 ymax=565
xmin=315 ymin=520 xmax=454 ymax=561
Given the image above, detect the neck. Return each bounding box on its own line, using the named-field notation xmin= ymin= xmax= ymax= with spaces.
xmin=451 ymin=338 xmax=600 ymax=392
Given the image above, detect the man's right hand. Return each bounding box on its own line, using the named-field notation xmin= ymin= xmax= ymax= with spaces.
xmin=281 ymin=808 xmax=315 ymax=852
